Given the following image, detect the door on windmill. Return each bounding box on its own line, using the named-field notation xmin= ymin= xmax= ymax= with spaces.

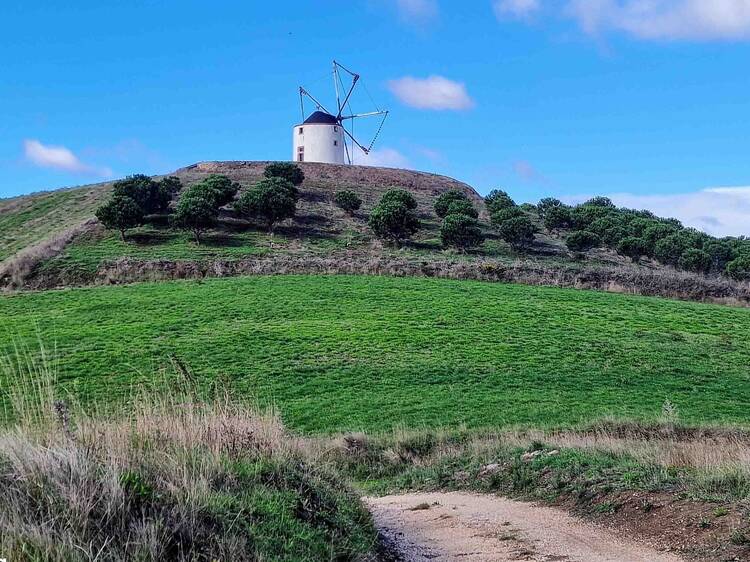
xmin=297 ymin=146 xmax=304 ymax=162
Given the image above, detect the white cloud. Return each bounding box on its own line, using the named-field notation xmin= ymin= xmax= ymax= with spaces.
xmin=353 ymin=146 xmax=412 ymax=169
xmin=394 ymin=0 xmax=439 ymax=24
xmin=23 ymin=139 xmax=112 ymax=177
xmin=562 ymin=186 xmax=750 ymax=237
xmin=388 ymin=76 xmax=475 ymax=110
xmin=494 ymin=0 xmax=540 ymax=19
xmin=567 ymin=0 xmax=750 ymax=41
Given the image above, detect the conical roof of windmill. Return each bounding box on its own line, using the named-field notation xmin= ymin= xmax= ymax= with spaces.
xmin=303 ymin=111 xmax=338 ymax=125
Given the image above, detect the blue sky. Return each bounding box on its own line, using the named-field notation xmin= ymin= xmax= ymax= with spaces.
xmin=2 ymin=1 xmax=750 ymax=235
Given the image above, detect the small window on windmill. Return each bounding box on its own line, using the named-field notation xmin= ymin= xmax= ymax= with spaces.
xmin=334 ymin=126 xmax=338 ymax=132
xmin=333 ymin=140 xmax=338 ymax=146
xmin=299 ymin=127 xmax=303 ymax=135
xmin=297 ymin=146 xmax=304 ymax=162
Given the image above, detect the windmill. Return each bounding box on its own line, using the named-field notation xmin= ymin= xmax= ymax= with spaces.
xmin=292 ymin=60 xmax=389 ymax=165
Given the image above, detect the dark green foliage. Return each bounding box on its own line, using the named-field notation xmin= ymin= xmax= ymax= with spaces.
xmin=601 ymin=225 xmax=628 ymax=248
xmin=334 ymin=190 xmax=362 ymax=215
xmin=264 ymin=162 xmax=305 ymax=186
xmin=434 ymin=190 xmax=469 ymax=218
xmin=543 ymin=205 xmax=572 ymax=232
xmin=379 ymin=189 xmax=418 ymax=211
xmin=445 ymin=199 xmax=479 ymax=219
xmin=368 ymin=201 xmax=420 ymax=246
xmin=704 ymin=241 xmax=738 ymax=272
xmin=627 ymin=217 xmax=656 ymax=238
xmin=588 ymin=217 xmax=620 ymax=237
xmin=725 ymin=255 xmax=750 ymax=280
xmin=617 ymin=236 xmax=647 ymax=262
xmin=497 ymin=216 xmax=536 ymax=250
xmin=95 ymin=196 xmax=144 ymax=240
xmin=112 ymin=174 xmax=175 ymax=215
xmin=679 ymin=249 xmax=712 ymax=273
xmin=490 ymin=206 xmax=525 ymax=228
xmin=485 ymin=189 xmax=516 ymax=213
xmin=536 ymin=197 xmax=562 ymax=219
xmin=195 ymin=174 xmax=241 ymax=207
xmin=440 ymin=214 xmax=484 ymax=251
xmin=570 ymin=205 xmax=612 ymax=230
xmin=565 ymin=230 xmax=601 ymax=253
xmin=642 ymin=223 xmax=678 ymax=255
xmin=654 ymin=233 xmax=694 ymax=266
xmin=584 ymin=196 xmax=616 ymax=208
xmin=235 ymin=178 xmax=298 ymax=232
xmin=171 ymin=194 xmax=219 ymax=244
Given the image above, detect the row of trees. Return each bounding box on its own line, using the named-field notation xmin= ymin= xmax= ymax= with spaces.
xmin=539 ymin=196 xmax=750 ymax=279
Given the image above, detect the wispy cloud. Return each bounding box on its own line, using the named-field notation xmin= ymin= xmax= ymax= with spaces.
xmin=394 ymin=0 xmax=439 ymax=25
xmin=562 ymin=185 xmax=750 ymax=237
xmin=388 ymin=76 xmax=475 ymax=110
xmin=354 ymin=146 xmax=412 ymax=169
xmin=23 ymin=139 xmax=113 ymax=177
xmin=513 ymin=159 xmax=549 ymax=183
xmin=494 ymin=0 xmax=540 ymax=19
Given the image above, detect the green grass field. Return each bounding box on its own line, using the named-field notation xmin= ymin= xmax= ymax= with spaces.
xmin=2 ymin=275 xmax=749 ymax=432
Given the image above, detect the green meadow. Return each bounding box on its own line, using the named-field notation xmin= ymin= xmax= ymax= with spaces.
xmin=2 ymin=275 xmax=749 ymax=432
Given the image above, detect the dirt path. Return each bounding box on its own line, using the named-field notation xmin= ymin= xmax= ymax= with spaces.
xmin=366 ymin=492 xmax=685 ymax=562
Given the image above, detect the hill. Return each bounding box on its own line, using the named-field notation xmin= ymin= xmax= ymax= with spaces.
xmin=2 ymin=274 xmax=749 ymax=432
xmin=2 ymin=161 xmax=748 ymax=305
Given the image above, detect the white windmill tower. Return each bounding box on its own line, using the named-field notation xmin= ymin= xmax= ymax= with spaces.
xmin=292 ymin=60 xmax=389 ymax=165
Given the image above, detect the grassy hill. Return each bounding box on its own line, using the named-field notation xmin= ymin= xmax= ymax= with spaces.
xmin=2 ymin=274 xmax=749 ymax=433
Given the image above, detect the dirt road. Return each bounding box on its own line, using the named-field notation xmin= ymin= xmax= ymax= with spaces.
xmin=366 ymin=492 xmax=685 ymax=562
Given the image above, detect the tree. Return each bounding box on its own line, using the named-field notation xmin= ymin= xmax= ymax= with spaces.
xmin=434 ymin=190 xmax=469 ymax=218
xmin=112 ymin=174 xmax=173 ymax=215
xmin=95 ymin=196 xmax=144 ymax=240
xmin=654 ymin=233 xmax=694 ymax=266
xmin=617 ymin=236 xmax=647 ymax=263
xmin=543 ymin=205 xmax=572 ymax=233
xmin=235 ymin=178 xmax=298 ymax=232
xmin=679 ymin=248 xmax=711 ymax=273
xmin=368 ymin=202 xmax=420 ymax=246
xmin=379 ymin=189 xmax=418 ymax=210
xmin=536 ymin=197 xmax=562 ymax=219
xmin=440 ymin=214 xmax=484 ymax=251
xmin=570 ymin=204 xmax=611 ymax=230
xmin=642 ymin=223 xmax=678 ymax=255
xmin=445 ymin=199 xmax=478 ymax=219
xmin=264 ymin=162 xmax=305 ymax=186
xmin=497 ymin=216 xmax=536 ymax=250
xmin=490 ymin=206 xmax=524 ymax=228
xmin=334 ymin=190 xmax=362 ymax=215
xmin=171 ymin=194 xmax=219 ymax=244
xmin=198 ymin=174 xmax=242 ymax=207
xmin=485 ymin=189 xmax=515 ymax=213
xmin=726 ymin=255 xmax=750 ymax=281
xmin=584 ymin=196 xmax=616 ymax=208
xmin=704 ymin=240 xmax=738 ymax=272
xmin=566 ymin=230 xmax=601 ymax=252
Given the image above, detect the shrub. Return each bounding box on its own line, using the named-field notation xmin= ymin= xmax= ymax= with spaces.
xmin=95 ymin=196 xmax=144 ymax=240
xmin=334 ymin=190 xmax=362 ymax=215
xmin=679 ymin=249 xmax=711 ymax=273
xmin=440 ymin=214 xmax=484 ymax=251
xmin=197 ymin=174 xmax=241 ymax=207
xmin=485 ymin=189 xmax=516 ymax=213
xmin=379 ymin=189 xmax=417 ymax=210
xmin=264 ymin=162 xmax=305 ymax=186
xmin=536 ymin=197 xmax=562 ymax=219
xmin=171 ymin=194 xmax=219 ymax=244
xmin=725 ymin=255 xmax=750 ymax=281
xmin=704 ymin=241 xmax=738 ymax=272
xmin=654 ymin=233 xmax=695 ymax=266
xmin=642 ymin=223 xmax=678 ymax=255
xmin=617 ymin=236 xmax=647 ymax=263
xmin=497 ymin=216 xmax=536 ymax=250
xmin=601 ymin=225 xmax=628 ymax=248
xmin=584 ymin=196 xmax=616 ymax=208
xmin=544 ymin=205 xmax=572 ymax=232
xmin=368 ymin=201 xmax=420 ymax=246
xmin=490 ymin=206 xmax=525 ymax=228
xmin=235 ymin=178 xmax=298 ymax=232
xmin=434 ymin=190 xmax=469 ymax=218
xmin=445 ymin=199 xmax=479 ymax=219
xmin=570 ymin=205 xmax=611 ymax=230
xmin=566 ymin=230 xmax=601 ymax=252
xmin=112 ymin=174 xmax=175 ymax=215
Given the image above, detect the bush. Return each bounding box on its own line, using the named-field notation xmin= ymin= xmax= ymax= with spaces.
xmin=490 ymin=206 xmax=525 ymax=228
xmin=334 ymin=190 xmax=362 ymax=215
xmin=617 ymin=236 xmax=647 ymax=262
xmin=445 ymin=199 xmax=478 ymax=219
xmin=368 ymin=201 xmax=420 ymax=246
xmin=566 ymin=230 xmax=601 ymax=252
xmin=570 ymin=205 xmax=611 ymax=230
xmin=679 ymin=249 xmax=712 ymax=273
xmin=584 ymin=196 xmax=616 ymax=208
xmin=485 ymin=189 xmax=516 ymax=213
xmin=95 ymin=196 xmax=144 ymax=240
xmin=235 ymin=178 xmax=298 ymax=232
xmin=654 ymin=233 xmax=695 ymax=266
xmin=434 ymin=190 xmax=469 ymax=218
xmin=112 ymin=174 xmax=176 ymax=215
xmin=198 ymin=174 xmax=241 ymax=207
xmin=536 ymin=197 xmax=562 ymax=219
xmin=440 ymin=214 xmax=484 ymax=251
xmin=264 ymin=162 xmax=305 ymax=186
xmin=497 ymin=216 xmax=536 ymax=250
xmin=543 ymin=205 xmax=572 ymax=232
xmin=704 ymin=241 xmax=738 ymax=272
xmin=379 ymin=189 xmax=417 ymax=210
xmin=642 ymin=223 xmax=678 ymax=255
xmin=171 ymin=194 xmax=219 ymax=244
xmin=725 ymin=255 xmax=750 ymax=281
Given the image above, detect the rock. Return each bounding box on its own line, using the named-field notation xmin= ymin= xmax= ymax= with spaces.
xmin=521 ymin=451 xmax=543 ymax=462
xmin=547 ymin=449 xmax=560 ymax=456
xmin=479 ymin=463 xmax=501 ymax=476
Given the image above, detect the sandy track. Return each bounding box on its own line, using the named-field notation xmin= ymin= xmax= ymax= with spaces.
xmin=366 ymin=492 xmax=684 ymax=562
